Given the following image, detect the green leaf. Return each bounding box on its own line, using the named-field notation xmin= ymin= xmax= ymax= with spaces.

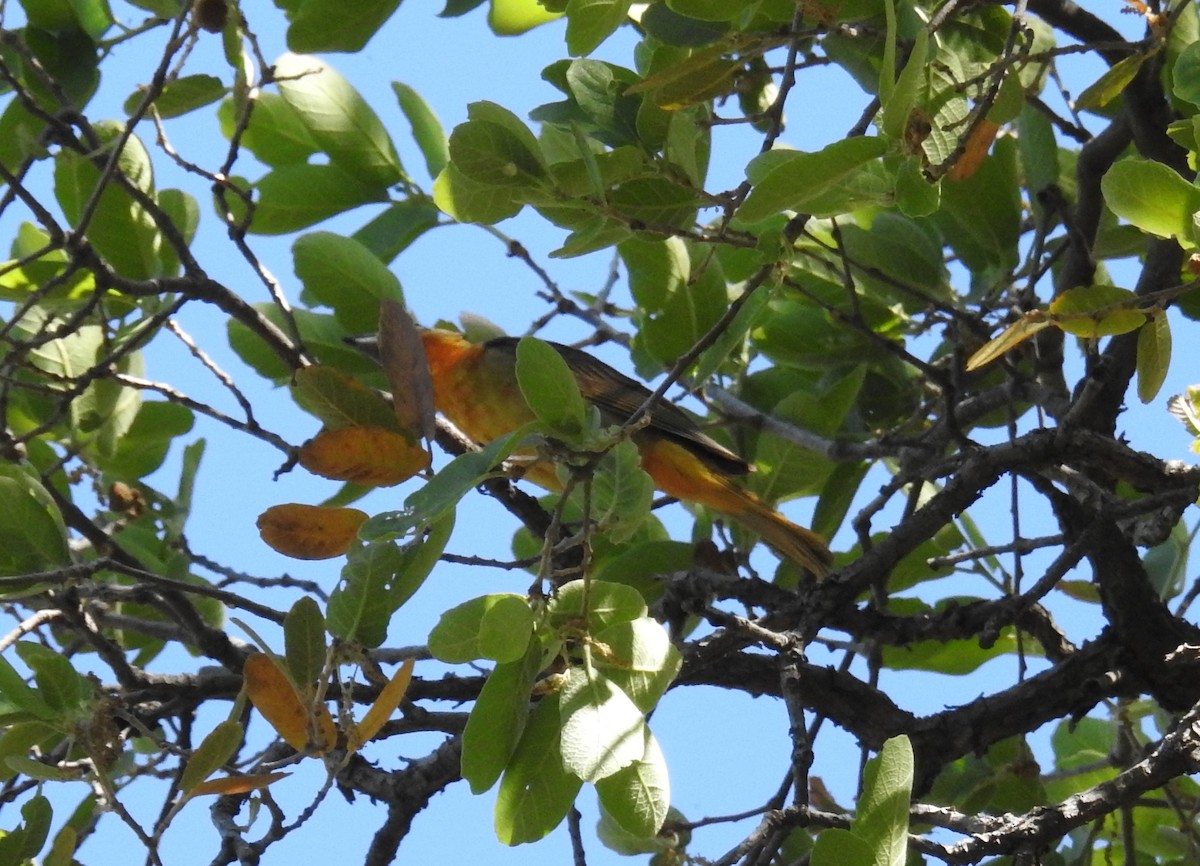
xmin=0 ymin=463 xmax=70 ymax=577
xmin=489 ymin=0 xmax=562 ymax=35
xmin=250 ymin=163 xmax=387 ymax=235
xmin=0 ymin=650 xmax=58 ymax=720
xmin=361 ymin=427 xmax=534 ymax=540
xmin=565 ymin=0 xmax=633 ymax=56
xmin=880 ymin=28 xmax=928 ymax=139
xmin=286 ymin=0 xmax=403 ymax=53
xmin=284 ymin=596 xmax=326 ymax=687
xmin=15 ymin=642 xmax=88 ymax=714
xmin=547 ymin=579 xmax=647 ymax=630
xmin=448 ymin=120 xmax=548 ymax=188
xmin=637 ymin=249 xmax=726 ymax=366
xmin=1137 ymin=312 xmax=1171 ymax=404
xmin=293 ymin=231 xmax=404 ymax=332
xmin=855 ymin=735 xmax=913 ymax=866
xmin=16 ymin=793 xmax=52 ymax=861
xmin=559 ymin=665 xmax=646 ymax=781
xmin=1173 ymin=41 xmax=1200 ymax=106
xmin=587 ymin=441 xmax=654 ymax=543
xmin=124 ymin=73 xmax=225 ymax=119
xmin=666 ymin=0 xmax=754 ymax=20
xmin=619 ymin=237 xmax=686 ymax=311
xmin=811 ymin=828 xmax=876 ymax=866
xmin=352 ymin=200 xmax=442 ymax=263
xmin=99 ymin=401 xmax=194 ymax=479
xmin=515 ymin=336 xmax=588 ymax=437
xmin=1049 ymin=285 xmax=1145 ymax=339
xmin=392 ymin=82 xmax=449 ymax=178
xmin=462 ymin=641 xmax=544 ymax=793
xmin=738 ymin=136 xmax=888 ymax=223
xmin=641 ymin=3 xmax=728 ymax=45
xmin=495 ymin=694 xmax=583 ymax=844
xmin=274 ymin=53 xmax=405 ymax=187
xmin=69 ymin=0 xmax=113 ymax=39
xmin=593 ymin=618 xmax=681 ymax=712
xmin=218 ymin=93 xmax=318 ymax=167
xmin=53 ymin=131 xmax=161 ymax=279
xmin=594 ymin=728 xmax=669 ymax=838
xmin=429 ymin=593 xmax=535 ymax=663
xmin=155 ymin=187 xmax=200 ymax=277
xmin=19 ymin=0 xmax=75 ymax=30
xmin=609 ymin=176 xmax=698 ymax=229
xmin=591 ymin=539 xmax=692 ymax=600
xmin=1101 ymin=157 xmax=1200 ymax=241
xmin=291 ymin=366 xmax=400 ymax=431
xmin=227 ymin=304 xmax=377 ymax=386
xmin=933 ymin=138 xmax=1022 ymax=273
xmin=893 ymin=155 xmax=940 ymax=218
xmin=432 ymin=160 xmax=525 ymax=224
xmin=180 ymin=720 xmax=244 ymax=794
xmin=326 ymin=517 xmax=452 ymax=648
xmin=0 ymin=723 xmax=61 ymax=779
xmin=1017 ymin=102 xmax=1059 ymax=208
xmin=1076 ymin=51 xmax=1147 ymax=111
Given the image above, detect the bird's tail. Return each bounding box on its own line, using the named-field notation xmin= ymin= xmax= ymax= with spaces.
xmin=724 ymin=492 xmax=833 ymax=579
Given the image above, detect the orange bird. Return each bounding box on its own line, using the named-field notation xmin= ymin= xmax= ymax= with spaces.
xmin=419 ymin=328 xmax=832 ymax=577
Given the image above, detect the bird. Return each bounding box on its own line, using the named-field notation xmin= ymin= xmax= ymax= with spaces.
xmin=417 ymin=327 xmax=832 ymax=577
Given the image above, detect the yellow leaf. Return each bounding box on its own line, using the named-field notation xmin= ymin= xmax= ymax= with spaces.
xmin=965 ymin=312 xmax=1052 ymax=371
xmin=298 ymin=426 xmax=430 ymax=487
xmin=188 ymin=772 xmax=291 ymax=797
xmin=349 ymin=657 xmax=415 ymax=752
xmin=257 ymin=503 xmax=367 ymax=560
xmin=243 ymin=653 xmax=337 ymax=754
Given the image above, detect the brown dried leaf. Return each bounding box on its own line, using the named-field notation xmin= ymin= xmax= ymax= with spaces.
xmin=298 ymin=426 xmax=430 ymax=487
xmin=379 ymin=300 xmax=437 ymax=444
xmin=257 ymin=503 xmax=367 ymax=560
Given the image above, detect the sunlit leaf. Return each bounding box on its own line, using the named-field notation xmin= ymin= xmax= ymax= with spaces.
xmin=242 ymin=653 xmax=336 ymax=753
xmin=1102 ymin=157 xmax=1200 ymax=241
xmin=349 ymin=657 xmax=415 ymax=751
xmin=1076 ymin=51 xmax=1148 ymax=111
xmin=558 ymin=665 xmax=646 ymax=781
xmin=1049 ymin=285 xmax=1145 ymax=339
xmin=965 ymin=312 xmax=1053 ymax=371
xmin=495 ymin=695 xmax=583 ymax=844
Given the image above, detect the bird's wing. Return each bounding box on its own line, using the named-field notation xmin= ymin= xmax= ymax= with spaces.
xmin=485 ymin=337 xmax=751 ymax=477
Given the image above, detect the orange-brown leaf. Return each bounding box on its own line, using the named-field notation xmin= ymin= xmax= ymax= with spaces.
xmin=257 ymin=504 xmax=367 ymax=560
xmin=349 ymin=657 xmax=415 ymax=752
xmin=379 ymin=300 xmax=437 ymax=444
xmin=948 ymin=119 xmax=1000 ymax=182
xmin=243 ymin=653 xmax=336 ymax=753
xmin=189 ymin=772 xmax=291 ymax=797
xmin=298 ymin=426 xmax=430 ymax=487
